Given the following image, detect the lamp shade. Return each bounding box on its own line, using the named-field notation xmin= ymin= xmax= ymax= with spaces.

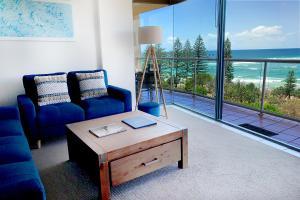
xmin=138 ymin=26 xmax=162 ymax=45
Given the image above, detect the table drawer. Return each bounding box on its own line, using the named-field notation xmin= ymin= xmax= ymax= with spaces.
xmin=110 ymin=139 xmax=181 ymax=186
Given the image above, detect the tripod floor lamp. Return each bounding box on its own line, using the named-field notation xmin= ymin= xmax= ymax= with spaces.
xmin=136 ymin=26 xmax=168 ymax=118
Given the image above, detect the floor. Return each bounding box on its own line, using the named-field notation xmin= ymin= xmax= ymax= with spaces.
xmin=32 ymin=106 xmax=300 ymax=200
xmin=140 ymin=90 xmax=300 ymax=149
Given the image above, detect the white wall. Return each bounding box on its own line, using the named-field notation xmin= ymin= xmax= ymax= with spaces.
xmin=0 ymin=0 xmax=136 ymax=108
xmin=0 ymin=0 xmax=101 ymax=105
xmin=98 ymin=0 xmax=136 ymax=109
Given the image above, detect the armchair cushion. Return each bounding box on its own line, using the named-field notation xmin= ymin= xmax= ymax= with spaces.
xmin=0 ymin=136 xmax=32 ymax=164
xmin=34 ymin=74 xmax=71 ymax=106
xmin=76 ymin=71 xmax=108 ymax=100
xmin=0 ymin=120 xmax=24 ymax=137
xmin=23 ymin=72 xmax=66 ymax=105
xmin=68 ymin=69 xmax=108 ymax=104
xmin=37 ymin=102 xmax=84 ymax=128
xmin=80 ymin=96 xmax=125 ymax=120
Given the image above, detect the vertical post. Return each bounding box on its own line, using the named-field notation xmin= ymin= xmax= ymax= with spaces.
xmin=171 ymin=58 xmax=175 ymax=104
xmin=193 ymin=60 xmax=197 ymax=100
xmin=259 ymin=62 xmax=268 ymax=117
xmin=215 ymin=0 xmax=227 ymax=120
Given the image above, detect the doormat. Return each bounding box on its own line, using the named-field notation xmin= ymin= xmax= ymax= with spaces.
xmin=239 ymin=123 xmax=278 ymax=137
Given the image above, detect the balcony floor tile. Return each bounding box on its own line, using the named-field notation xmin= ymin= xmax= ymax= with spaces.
xmin=271 ymin=134 xmax=299 ymax=142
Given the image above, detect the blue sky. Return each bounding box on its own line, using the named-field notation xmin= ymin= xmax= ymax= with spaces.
xmin=140 ymin=0 xmax=300 ymax=50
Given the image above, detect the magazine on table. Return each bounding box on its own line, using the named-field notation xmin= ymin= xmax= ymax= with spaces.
xmin=89 ymin=124 xmax=126 ymax=138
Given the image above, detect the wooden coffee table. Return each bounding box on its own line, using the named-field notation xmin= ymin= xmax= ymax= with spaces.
xmin=66 ymin=111 xmax=188 ymax=200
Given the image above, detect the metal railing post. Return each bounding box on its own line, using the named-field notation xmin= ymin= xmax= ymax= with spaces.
xmin=170 ymin=58 xmax=174 ymax=104
xmin=259 ymin=61 xmax=268 ymax=117
xmin=193 ymin=60 xmax=197 ymax=99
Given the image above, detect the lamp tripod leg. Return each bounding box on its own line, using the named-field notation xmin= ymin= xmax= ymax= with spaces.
xmin=136 ymin=47 xmax=151 ymax=110
xmin=151 ymin=46 xmax=159 ymax=103
xmin=153 ymin=47 xmax=168 ymax=119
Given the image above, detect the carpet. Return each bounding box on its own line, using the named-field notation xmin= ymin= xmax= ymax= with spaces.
xmin=31 ymin=106 xmax=300 ymax=200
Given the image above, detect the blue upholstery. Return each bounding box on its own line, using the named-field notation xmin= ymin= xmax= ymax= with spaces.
xmin=0 ymin=136 xmax=32 ymax=164
xmin=138 ymin=102 xmax=161 ymax=117
xmin=0 ymin=107 xmax=46 ymax=200
xmin=67 ymin=69 xmax=109 ymax=104
xmin=23 ymin=72 xmax=66 ymax=105
xmin=0 ymin=119 xmax=24 ymax=137
xmin=0 ymin=106 xmax=20 ymax=120
xmin=80 ymin=96 xmax=125 ymax=120
xmin=0 ymin=161 xmax=46 ymax=200
xmin=37 ymin=102 xmax=84 ymax=127
xmin=18 ymin=69 xmax=132 ymax=144
xmin=68 ymin=69 xmax=132 ymax=120
xmin=107 ymin=85 xmax=132 ymax=112
xmin=18 ymin=72 xmax=85 ymax=144
xmin=18 ymin=95 xmax=38 ymax=142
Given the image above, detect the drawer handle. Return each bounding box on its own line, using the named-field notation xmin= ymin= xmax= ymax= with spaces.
xmin=142 ymin=158 xmax=159 ymax=167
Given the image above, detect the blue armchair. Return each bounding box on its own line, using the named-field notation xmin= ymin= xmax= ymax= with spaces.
xmin=18 ymin=72 xmax=85 ymax=147
xmin=67 ymin=69 xmax=132 ymax=120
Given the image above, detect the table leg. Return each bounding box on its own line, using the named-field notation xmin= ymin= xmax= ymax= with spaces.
xmin=178 ymin=129 xmax=188 ymax=169
xmin=99 ymin=161 xmax=110 ymax=200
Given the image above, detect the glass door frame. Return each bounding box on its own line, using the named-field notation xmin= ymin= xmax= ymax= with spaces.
xmin=215 ymin=0 xmax=226 ymax=120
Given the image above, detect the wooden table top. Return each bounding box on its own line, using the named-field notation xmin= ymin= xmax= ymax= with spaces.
xmin=66 ymin=111 xmax=186 ymax=158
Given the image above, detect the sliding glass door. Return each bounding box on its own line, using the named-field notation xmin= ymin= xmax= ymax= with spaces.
xmin=222 ymin=0 xmax=300 ymax=149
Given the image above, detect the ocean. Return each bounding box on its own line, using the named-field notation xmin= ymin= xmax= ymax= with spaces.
xmin=207 ymin=48 xmax=300 ymax=89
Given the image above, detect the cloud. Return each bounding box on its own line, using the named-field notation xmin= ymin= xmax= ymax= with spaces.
xmin=235 ymin=25 xmax=283 ymax=39
xmin=228 ymin=25 xmax=300 ymax=49
xmin=207 ymin=33 xmax=217 ymax=39
xmin=167 ymin=36 xmax=175 ymax=44
xmin=207 ymin=32 xmax=230 ymax=39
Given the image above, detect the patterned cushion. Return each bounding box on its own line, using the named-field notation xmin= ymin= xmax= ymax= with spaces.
xmin=34 ymin=74 xmax=71 ymax=106
xmin=76 ymin=71 xmax=108 ymax=100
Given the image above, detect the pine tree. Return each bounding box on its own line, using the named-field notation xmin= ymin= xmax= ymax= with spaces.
xmin=284 ymin=70 xmax=296 ymax=99
xmin=224 ymin=38 xmax=234 ymax=83
xmin=183 ymin=40 xmax=193 ymax=78
xmin=193 ymin=35 xmax=208 ymax=74
xmin=173 ymin=38 xmax=183 ymax=88
xmin=155 ymin=44 xmax=166 ymax=58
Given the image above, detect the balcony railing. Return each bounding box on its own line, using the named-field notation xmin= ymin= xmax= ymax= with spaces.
xmin=137 ymin=57 xmax=300 ymax=122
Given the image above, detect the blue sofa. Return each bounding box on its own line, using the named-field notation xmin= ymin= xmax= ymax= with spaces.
xmin=18 ymin=72 xmax=85 ymax=147
xmin=0 ymin=106 xmax=46 ymax=200
xmin=67 ymin=69 xmax=132 ymax=120
xmin=18 ymin=69 xmax=132 ymax=147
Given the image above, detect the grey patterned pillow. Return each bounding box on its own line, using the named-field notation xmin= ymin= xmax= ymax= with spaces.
xmin=76 ymin=71 xmax=108 ymax=100
xmin=34 ymin=74 xmax=71 ymax=106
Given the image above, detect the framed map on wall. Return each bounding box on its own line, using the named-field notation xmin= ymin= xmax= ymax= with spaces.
xmin=0 ymin=0 xmax=74 ymax=40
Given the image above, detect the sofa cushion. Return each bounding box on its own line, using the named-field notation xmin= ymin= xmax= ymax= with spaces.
xmin=0 ymin=161 xmax=46 ymax=200
xmin=80 ymin=96 xmax=125 ymax=120
xmin=37 ymin=102 xmax=84 ymax=128
xmin=35 ymin=74 xmax=71 ymax=106
xmin=67 ymin=70 xmax=108 ymax=104
xmin=76 ymin=71 xmax=108 ymax=100
xmin=0 ymin=119 xmax=24 ymax=137
xmin=0 ymin=136 xmax=32 ymax=164
xmin=23 ymin=72 xmax=65 ymax=105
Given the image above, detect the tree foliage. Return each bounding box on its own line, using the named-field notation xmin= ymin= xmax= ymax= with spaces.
xmin=183 ymin=40 xmax=193 ymax=78
xmin=173 ymin=38 xmax=184 ymax=87
xmin=193 ymin=35 xmax=208 ymax=74
xmin=224 ymin=81 xmax=260 ymax=104
xmin=284 ymin=70 xmax=296 ymax=99
xmin=224 ymin=38 xmax=234 ymax=83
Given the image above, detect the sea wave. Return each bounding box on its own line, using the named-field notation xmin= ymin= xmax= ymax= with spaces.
xmin=233 ymin=62 xmax=259 ymax=65
xmin=267 ymin=57 xmax=300 ymax=60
